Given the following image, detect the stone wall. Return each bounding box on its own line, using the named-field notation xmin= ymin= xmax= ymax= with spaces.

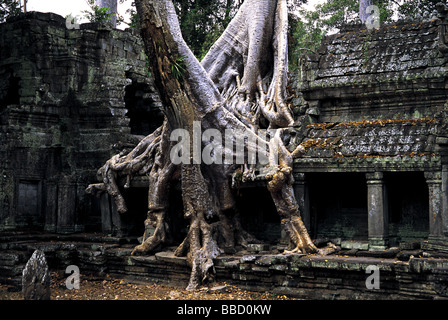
xmin=0 ymin=12 xmax=162 ymax=233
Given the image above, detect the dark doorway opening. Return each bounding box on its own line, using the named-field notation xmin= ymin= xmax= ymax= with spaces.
xmin=16 ymin=180 xmax=43 ymax=230
xmin=1 ymin=69 xmax=20 ymax=109
xmin=307 ymin=173 xmax=368 ymax=241
xmin=385 ymin=172 xmax=429 ymax=244
xmin=124 ymin=80 xmax=164 ymax=136
xmin=167 ymin=182 xmax=188 ymax=245
xmin=237 ymin=186 xmax=281 ymax=244
xmin=122 ymin=187 xmax=149 ymax=237
xmin=122 ymin=182 xmax=188 ymax=245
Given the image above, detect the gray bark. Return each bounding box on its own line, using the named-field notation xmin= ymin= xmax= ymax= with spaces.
xmin=95 ymin=0 xmax=118 ymax=27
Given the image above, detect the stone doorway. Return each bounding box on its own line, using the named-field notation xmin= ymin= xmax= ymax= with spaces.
xmin=124 ymin=78 xmax=164 ymax=137
xmin=237 ymin=187 xmax=282 ymax=244
xmin=16 ymin=180 xmax=43 ymax=229
xmin=386 ymin=172 xmax=429 ymax=245
xmin=307 ymin=173 xmax=368 ymax=241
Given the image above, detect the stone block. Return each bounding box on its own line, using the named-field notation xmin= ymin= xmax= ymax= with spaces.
xmin=399 ymin=241 xmax=421 ymax=250
xmin=240 ymin=255 xmax=258 ymax=263
xmin=251 ymin=265 xmax=270 ymax=273
xmin=341 ymin=240 xmax=369 ymax=250
xmin=246 ymin=243 xmax=270 ymax=253
xmin=154 ymin=251 xmax=188 ymax=266
xmin=269 ymin=264 xmax=288 ymax=272
xmin=255 ymin=254 xmax=288 ymax=266
xmin=22 ymin=250 xmax=50 ymax=300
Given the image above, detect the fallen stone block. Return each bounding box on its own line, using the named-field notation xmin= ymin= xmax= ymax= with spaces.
xmin=22 ymin=250 xmax=51 ymax=300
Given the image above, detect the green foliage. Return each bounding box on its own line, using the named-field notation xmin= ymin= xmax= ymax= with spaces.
xmin=83 ymin=0 xmax=115 ymax=24
xmin=289 ymin=0 xmax=442 ymax=67
xmin=172 ymin=0 xmax=244 ymax=60
xmin=310 ymin=0 xmax=393 ymax=30
xmin=0 ymin=0 xmax=24 ymax=23
xmin=289 ymin=10 xmax=325 ymax=66
xmin=171 ymin=55 xmax=187 ymax=81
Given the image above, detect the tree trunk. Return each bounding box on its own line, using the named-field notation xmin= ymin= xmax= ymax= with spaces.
xmin=95 ymin=0 xmax=118 ymax=27
xmin=88 ymin=0 xmax=337 ymax=290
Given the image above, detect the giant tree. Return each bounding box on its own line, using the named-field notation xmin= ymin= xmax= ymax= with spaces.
xmin=87 ymin=0 xmax=337 ymax=290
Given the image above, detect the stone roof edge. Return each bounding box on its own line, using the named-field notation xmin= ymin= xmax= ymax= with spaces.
xmin=1 ymin=11 xmax=139 ymax=36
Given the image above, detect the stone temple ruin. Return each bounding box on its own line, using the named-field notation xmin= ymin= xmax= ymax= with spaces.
xmin=295 ymin=16 xmax=448 ymax=251
xmin=0 ymin=12 xmax=163 ymax=234
xmin=2 ymin=10 xmax=448 ymax=299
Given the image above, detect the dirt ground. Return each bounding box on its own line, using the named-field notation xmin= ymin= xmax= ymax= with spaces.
xmin=0 ymin=273 xmax=298 ymax=300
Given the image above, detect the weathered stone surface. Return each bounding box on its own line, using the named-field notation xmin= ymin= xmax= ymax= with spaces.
xmin=298 ymin=19 xmax=447 ymax=124
xmin=299 ymin=119 xmax=437 ymax=160
xmin=0 ymin=12 xmax=163 ymax=234
xmin=255 ymin=254 xmax=288 ymax=266
xmin=1 ymin=235 xmax=448 ymax=299
xmin=22 ymin=250 xmax=50 ymax=300
xmin=341 ymin=240 xmax=369 ymax=250
xmin=154 ymin=251 xmax=188 ymax=266
xmin=240 ymin=255 xmax=258 ymax=263
xmin=397 ymin=250 xmax=423 ymax=261
xmin=246 ymin=243 xmax=270 ymax=252
xmin=432 ymin=267 xmax=448 ymax=297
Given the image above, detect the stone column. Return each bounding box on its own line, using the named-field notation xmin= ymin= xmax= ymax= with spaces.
xmin=425 ymin=171 xmax=443 ymax=240
xmin=100 ymin=193 xmax=125 ymax=236
xmin=44 ymin=181 xmax=58 ymax=232
xmin=56 ymin=177 xmax=77 ymax=233
xmin=441 ymin=166 xmax=448 ymax=238
xmin=293 ymin=173 xmax=311 ymax=231
xmin=100 ymin=193 xmax=113 ymax=234
xmin=366 ymin=172 xmax=388 ymax=251
xmin=110 ymin=196 xmax=125 ymax=236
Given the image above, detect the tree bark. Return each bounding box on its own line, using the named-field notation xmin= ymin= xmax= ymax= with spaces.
xmin=88 ymin=0 xmax=337 ymax=290
xmin=95 ymin=0 xmax=118 ymax=27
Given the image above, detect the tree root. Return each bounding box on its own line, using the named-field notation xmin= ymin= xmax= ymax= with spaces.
xmin=174 ymin=219 xmax=222 ymax=290
xmin=86 ymin=126 xmax=163 ymax=214
xmin=266 ymin=161 xmax=338 ymax=257
xmin=131 ymin=209 xmax=168 ymax=255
